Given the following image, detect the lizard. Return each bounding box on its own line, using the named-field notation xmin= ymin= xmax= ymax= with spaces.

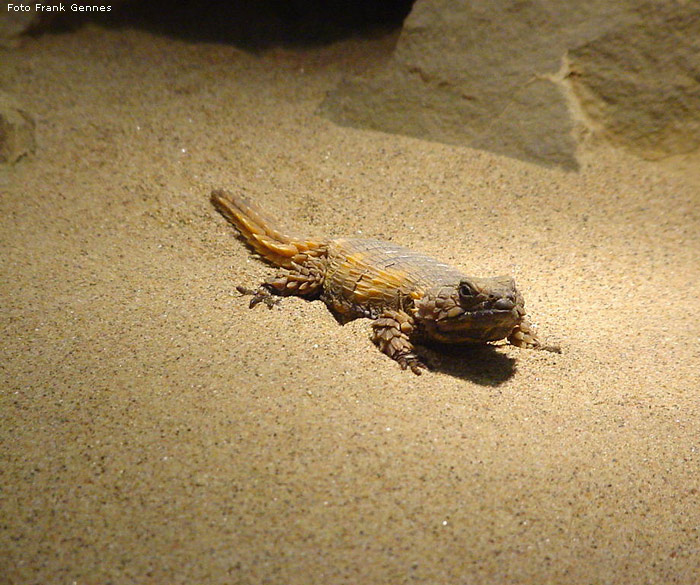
xmin=210 ymin=189 xmax=560 ymax=374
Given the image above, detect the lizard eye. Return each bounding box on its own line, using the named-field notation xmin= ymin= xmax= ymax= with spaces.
xmin=458 ymin=282 xmax=475 ymax=299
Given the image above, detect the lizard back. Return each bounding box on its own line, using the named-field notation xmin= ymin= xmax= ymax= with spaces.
xmin=322 ymin=237 xmax=466 ymax=321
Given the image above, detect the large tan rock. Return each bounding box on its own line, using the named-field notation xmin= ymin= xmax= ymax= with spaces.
xmin=321 ymin=0 xmax=700 ymax=169
xmin=569 ymin=7 xmax=700 ymax=160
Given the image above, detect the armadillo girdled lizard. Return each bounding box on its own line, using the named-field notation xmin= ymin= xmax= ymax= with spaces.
xmin=211 ymin=190 xmax=559 ymax=374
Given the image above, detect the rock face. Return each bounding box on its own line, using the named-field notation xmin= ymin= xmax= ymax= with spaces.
xmin=569 ymin=7 xmax=700 ymax=161
xmin=0 ymin=91 xmax=35 ymax=164
xmin=321 ymin=0 xmax=700 ymax=169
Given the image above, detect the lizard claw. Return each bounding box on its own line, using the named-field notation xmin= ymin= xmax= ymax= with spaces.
xmin=508 ymin=320 xmax=560 ymax=353
xmin=236 ymin=285 xmax=280 ymax=309
xmin=397 ymin=352 xmax=428 ymax=375
xmin=537 ymin=343 xmax=562 ymax=354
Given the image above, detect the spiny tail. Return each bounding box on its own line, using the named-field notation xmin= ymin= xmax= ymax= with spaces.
xmin=210 ymin=189 xmax=324 ymax=269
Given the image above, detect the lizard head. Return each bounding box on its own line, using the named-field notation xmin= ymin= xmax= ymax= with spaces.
xmin=415 ymin=276 xmax=525 ymax=344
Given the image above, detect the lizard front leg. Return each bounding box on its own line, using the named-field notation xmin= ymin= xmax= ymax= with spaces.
xmin=371 ymin=309 xmax=427 ymax=375
xmin=238 ymin=260 xmax=324 ymax=309
xmin=508 ymin=318 xmax=561 ymax=353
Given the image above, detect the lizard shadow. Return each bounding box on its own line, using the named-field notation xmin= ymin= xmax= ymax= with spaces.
xmin=418 ymin=342 xmax=517 ymax=385
xmin=327 ymin=312 xmax=517 ymax=385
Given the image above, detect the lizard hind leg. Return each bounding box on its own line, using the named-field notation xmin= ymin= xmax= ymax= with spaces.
xmin=237 ymin=259 xmax=325 ymax=309
xmin=371 ymin=309 xmax=427 ymax=375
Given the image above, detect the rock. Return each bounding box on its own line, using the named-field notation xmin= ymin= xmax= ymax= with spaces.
xmin=321 ymin=0 xmax=700 ymax=169
xmin=568 ymin=6 xmax=700 ymax=160
xmin=0 ymin=91 xmax=35 ymax=163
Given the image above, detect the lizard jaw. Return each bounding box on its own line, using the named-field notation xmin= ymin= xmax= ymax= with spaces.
xmin=426 ymin=307 xmax=523 ymax=344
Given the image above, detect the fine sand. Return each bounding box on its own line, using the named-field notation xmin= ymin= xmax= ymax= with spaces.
xmin=2 ymin=24 xmax=699 ymax=585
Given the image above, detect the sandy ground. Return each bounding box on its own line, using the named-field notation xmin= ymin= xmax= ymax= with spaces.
xmin=1 ymin=24 xmax=699 ymax=585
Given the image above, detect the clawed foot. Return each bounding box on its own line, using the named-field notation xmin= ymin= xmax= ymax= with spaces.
xmin=396 ymin=352 xmax=428 ymax=375
xmin=508 ymin=320 xmax=561 ymax=354
xmin=370 ymin=309 xmax=427 ymax=375
xmin=236 ymin=285 xmax=280 ymax=309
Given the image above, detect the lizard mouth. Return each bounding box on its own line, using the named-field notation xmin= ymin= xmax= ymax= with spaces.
xmin=437 ymin=297 xmax=520 ymax=322
xmin=432 ymin=301 xmax=523 ymax=343
xmin=440 ymin=307 xmax=520 ymax=326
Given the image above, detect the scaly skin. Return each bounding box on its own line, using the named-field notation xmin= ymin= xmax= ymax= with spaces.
xmin=211 ymin=189 xmax=559 ymax=374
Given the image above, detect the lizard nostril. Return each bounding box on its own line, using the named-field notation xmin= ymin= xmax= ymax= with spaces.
xmin=494 ymin=298 xmax=515 ymax=310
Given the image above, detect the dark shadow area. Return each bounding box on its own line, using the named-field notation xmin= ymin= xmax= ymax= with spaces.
xmin=37 ymin=0 xmax=415 ymax=49
xmin=329 ymin=310 xmax=516 ymax=383
xmin=419 ymin=343 xmax=517 ymax=385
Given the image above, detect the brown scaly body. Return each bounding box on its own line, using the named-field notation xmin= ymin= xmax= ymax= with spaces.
xmin=211 ymin=189 xmax=559 ymax=374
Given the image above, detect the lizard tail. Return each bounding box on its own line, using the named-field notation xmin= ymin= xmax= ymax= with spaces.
xmin=210 ymin=189 xmax=324 ymax=268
